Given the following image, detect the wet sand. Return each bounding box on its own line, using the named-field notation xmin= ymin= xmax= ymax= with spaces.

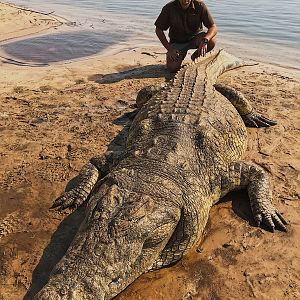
xmin=0 ymin=2 xmax=299 ymax=300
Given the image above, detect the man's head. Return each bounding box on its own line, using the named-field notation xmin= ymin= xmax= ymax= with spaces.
xmin=179 ymin=0 xmax=192 ymax=10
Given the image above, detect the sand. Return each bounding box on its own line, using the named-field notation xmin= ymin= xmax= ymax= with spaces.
xmin=0 ymin=2 xmax=63 ymax=43
xmin=0 ymin=2 xmax=299 ymax=300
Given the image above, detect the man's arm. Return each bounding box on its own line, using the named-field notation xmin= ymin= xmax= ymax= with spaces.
xmin=197 ymin=1 xmax=217 ymax=57
xmin=155 ymin=27 xmax=171 ymax=51
xmin=155 ymin=27 xmax=180 ymax=62
xmin=204 ymin=24 xmax=217 ymax=42
xmin=198 ymin=24 xmax=217 ymax=57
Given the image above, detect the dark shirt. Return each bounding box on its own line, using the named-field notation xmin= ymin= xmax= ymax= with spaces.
xmin=155 ymin=0 xmax=215 ymax=43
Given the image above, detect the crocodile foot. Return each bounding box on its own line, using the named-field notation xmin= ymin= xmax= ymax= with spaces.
xmin=229 ymin=161 xmax=288 ymax=232
xmin=51 ymin=188 xmax=86 ymax=211
xmin=51 ymin=162 xmax=99 ymax=211
xmin=242 ymin=111 xmax=277 ymax=127
xmin=252 ymin=202 xmax=288 ymax=232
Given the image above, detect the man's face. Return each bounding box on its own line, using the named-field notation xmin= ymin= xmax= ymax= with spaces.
xmin=179 ymin=0 xmax=192 ymax=10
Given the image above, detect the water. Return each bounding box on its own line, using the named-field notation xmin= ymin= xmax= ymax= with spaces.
xmin=1 ymin=0 xmax=300 ymax=69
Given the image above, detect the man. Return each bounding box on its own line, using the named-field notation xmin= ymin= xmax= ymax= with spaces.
xmin=155 ymin=0 xmax=217 ymax=72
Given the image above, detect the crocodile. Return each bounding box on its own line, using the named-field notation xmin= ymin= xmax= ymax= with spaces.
xmin=35 ymin=49 xmax=287 ymax=300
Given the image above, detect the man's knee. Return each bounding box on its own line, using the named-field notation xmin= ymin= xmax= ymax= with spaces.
xmin=166 ymin=55 xmax=184 ymax=73
xmin=167 ymin=62 xmax=181 ymax=73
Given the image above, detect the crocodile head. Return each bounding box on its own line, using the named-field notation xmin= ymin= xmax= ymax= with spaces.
xmin=35 ymin=178 xmax=180 ymax=299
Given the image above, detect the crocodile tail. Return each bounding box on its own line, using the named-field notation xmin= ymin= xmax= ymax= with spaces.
xmin=195 ymin=48 xmax=247 ymax=83
xmin=172 ymin=49 xmax=246 ymax=86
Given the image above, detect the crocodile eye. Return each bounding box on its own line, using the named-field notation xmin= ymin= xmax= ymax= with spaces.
xmin=142 ymin=223 xmax=173 ymax=249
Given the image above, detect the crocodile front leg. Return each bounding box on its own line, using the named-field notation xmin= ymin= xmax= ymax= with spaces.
xmin=221 ymin=160 xmax=287 ymax=232
xmin=214 ymin=83 xmax=277 ymax=127
xmin=51 ymin=152 xmax=116 ymax=211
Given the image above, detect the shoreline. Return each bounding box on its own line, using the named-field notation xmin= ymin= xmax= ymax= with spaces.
xmin=1 ymin=2 xmax=300 ymax=75
xmin=0 ymin=2 xmax=299 ymax=300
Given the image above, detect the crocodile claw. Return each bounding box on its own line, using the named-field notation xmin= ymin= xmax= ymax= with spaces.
xmin=51 ymin=189 xmax=87 ymax=211
xmin=253 ymin=207 xmax=288 ymax=232
xmin=242 ymin=111 xmax=277 ymax=128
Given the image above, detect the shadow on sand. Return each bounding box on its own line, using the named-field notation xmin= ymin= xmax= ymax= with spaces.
xmin=88 ymin=64 xmax=174 ymax=84
xmin=222 ymin=190 xmax=256 ymax=226
xmin=223 ymin=189 xmax=275 ymax=232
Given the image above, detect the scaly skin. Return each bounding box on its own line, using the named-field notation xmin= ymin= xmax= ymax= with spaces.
xmin=35 ymin=49 xmax=287 ymax=300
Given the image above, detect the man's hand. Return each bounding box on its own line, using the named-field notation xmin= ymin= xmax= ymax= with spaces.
xmin=192 ymin=38 xmax=209 ymax=60
xmin=167 ymin=47 xmax=181 ymax=62
xmin=198 ymin=40 xmax=208 ymax=57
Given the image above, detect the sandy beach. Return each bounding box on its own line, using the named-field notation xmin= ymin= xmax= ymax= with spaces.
xmin=0 ymin=2 xmax=299 ymax=299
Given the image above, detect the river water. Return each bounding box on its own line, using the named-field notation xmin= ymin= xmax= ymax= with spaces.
xmin=1 ymin=0 xmax=300 ymax=69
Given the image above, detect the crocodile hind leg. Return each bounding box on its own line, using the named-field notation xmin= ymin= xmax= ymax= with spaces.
xmin=214 ymin=83 xmax=277 ymax=127
xmin=221 ymin=160 xmax=287 ymax=232
xmin=51 ymin=152 xmax=116 ymax=211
